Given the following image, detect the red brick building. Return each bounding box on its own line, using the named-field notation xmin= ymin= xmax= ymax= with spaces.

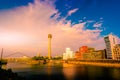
xmin=75 ymin=46 xmax=89 ymax=60
xmin=80 ymin=46 xmax=89 ymax=53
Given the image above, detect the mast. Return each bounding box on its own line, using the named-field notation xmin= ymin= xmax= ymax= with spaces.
xmin=1 ymin=48 xmax=3 ymax=61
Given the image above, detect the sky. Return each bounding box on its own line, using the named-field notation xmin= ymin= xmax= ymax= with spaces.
xmin=0 ymin=0 xmax=120 ymax=57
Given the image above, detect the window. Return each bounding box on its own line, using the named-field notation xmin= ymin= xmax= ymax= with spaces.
xmin=113 ymin=38 xmax=115 ymax=44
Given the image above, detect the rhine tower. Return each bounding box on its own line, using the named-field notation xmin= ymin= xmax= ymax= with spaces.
xmin=48 ymin=34 xmax=52 ymax=59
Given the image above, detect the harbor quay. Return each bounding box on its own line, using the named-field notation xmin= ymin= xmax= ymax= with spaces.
xmin=65 ymin=59 xmax=120 ymax=67
xmin=3 ymin=57 xmax=120 ymax=67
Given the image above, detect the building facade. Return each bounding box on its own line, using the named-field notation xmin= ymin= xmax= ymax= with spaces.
xmin=104 ymin=34 xmax=119 ymax=59
xmin=75 ymin=46 xmax=106 ymax=60
xmin=63 ymin=48 xmax=74 ymax=60
xmin=82 ymin=49 xmax=106 ymax=60
xmin=113 ymin=44 xmax=120 ymax=60
xmin=75 ymin=46 xmax=89 ymax=60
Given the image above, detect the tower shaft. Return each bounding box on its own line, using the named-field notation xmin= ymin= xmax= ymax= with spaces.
xmin=48 ymin=34 xmax=52 ymax=59
xmin=48 ymin=38 xmax=51 ymax=59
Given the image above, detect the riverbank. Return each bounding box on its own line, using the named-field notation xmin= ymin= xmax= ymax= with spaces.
xmin=0 ymin=68 xmax=26 ymax=80
xmin=67 ymin=60 xmax=120 ymax=67
xmin=2 ymin=61 xmax=120 ymax=80
xmin=70 ymin=62 xmax=120 ymax=67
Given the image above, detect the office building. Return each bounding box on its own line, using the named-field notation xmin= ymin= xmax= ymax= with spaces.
xmin=75 ymin=46 xmax=89 ymax=60
xmin=104 ymin=34 xmax=119 ymax=59
xmin=63 ymin=48 xmax=74 ymax=60
xmin=75 ymin=46 xmax=106 ymax=60
xmin=113 ymin=44 xmax=120 ymax=60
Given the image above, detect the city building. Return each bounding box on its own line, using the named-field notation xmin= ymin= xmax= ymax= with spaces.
xmin=113 ymin=44 xmax=120 ymax=60
xmin=75 ymin=46 xmax=106 ymax=60
xmin=75 ymin=46 xmax=89 ymax=60
xmin=104 ymin=34 xmax=119 ymax=59
xmin=75 ymin=51 xmax=81 ymax=59
xmin=88 ymin=47 xmax=95 ymax=52
xmin=82 ymin=49 xmax=106 ymax=60
xmin=80 ymin=46 xmax=89 ymax=53
xmin=63 ymin=48 xmax=74 ymax=60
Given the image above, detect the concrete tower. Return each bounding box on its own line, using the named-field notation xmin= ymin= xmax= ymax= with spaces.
xmin=48 ymin=34 xmax=52 ymax=59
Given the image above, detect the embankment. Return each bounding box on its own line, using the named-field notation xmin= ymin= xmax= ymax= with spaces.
xmin=66 ymin=60 xmax=120 ymax=67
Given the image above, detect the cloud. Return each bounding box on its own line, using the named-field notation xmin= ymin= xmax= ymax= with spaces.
xmin=67 ymin=8 xmax=78 ymax=16
xmin=0 ymin=0 xmax=105 ymax=57
xmin=93 ymin=22 xmax=102 ymax=28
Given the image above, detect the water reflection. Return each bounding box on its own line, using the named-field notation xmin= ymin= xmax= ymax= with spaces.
xmin=3 ymin=62 xmax=120 ymax=80
xmin=112 ymin=68 xmax=120 ymax=79
xmin=63 ymin=63 xmax=76 ymax=80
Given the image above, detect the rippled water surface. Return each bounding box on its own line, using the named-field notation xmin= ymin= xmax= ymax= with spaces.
xmin=4 ymin=62 xmax=120 ymax=80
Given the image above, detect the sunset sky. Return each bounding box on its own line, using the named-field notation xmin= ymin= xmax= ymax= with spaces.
xmin=0 ymin=0 xmax=120 ymax=57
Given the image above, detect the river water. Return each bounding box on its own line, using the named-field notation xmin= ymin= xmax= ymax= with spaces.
xmin=3 ymin=62 xmax=120 ymax=80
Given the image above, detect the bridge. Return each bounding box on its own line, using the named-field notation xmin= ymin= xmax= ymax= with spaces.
xmin=1 ymin=49 xmax=63 ymax=64
xmin=4 ymin=52 xmax=31 ymax=58
xmin=0 ymin=49 xmax=31 ymax=62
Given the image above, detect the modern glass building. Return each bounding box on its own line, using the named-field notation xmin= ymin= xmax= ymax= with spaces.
xmin=104 ymin=34 xmax=119 ymax=59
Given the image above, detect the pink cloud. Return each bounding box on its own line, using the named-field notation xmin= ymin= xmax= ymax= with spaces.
xmin=0 ymin=0 xmax=105 ymax=57
xmin=67 ymin=8 xmax=79 ymax=16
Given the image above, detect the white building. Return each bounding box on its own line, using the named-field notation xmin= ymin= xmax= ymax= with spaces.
xmin=104 ymin=34 xmax=119 ymax=59
xmin=63 ymin=48 xmax=74 ymax=60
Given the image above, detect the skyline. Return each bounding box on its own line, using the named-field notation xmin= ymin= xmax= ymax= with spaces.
xmin=0 ymin=0 xmax=120 ymax=57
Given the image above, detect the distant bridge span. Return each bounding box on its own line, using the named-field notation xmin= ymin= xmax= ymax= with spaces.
xmin=4 ymin=52 xmax=31 ymax=58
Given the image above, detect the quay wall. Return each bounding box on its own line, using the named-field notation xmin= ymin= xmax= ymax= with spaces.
xmin=66 ymin=60 xmax=120 ymax=67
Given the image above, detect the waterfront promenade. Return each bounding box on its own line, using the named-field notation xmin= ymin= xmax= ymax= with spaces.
xmin=66 ymin=59 xmax=120 ymax=67
xmin=4 ymin=58 xmax=120 ymax=67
